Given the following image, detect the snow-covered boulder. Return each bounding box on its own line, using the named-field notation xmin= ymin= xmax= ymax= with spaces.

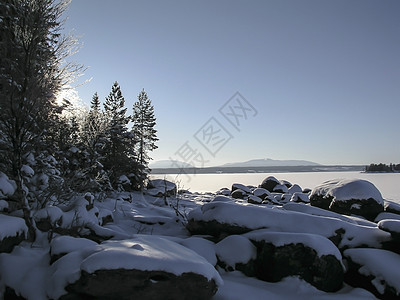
xmin=215 ymin=235 xmax=256 ymax=275
xmin=310 ymin=179 xmax=384 ymax=221
xmin=288 ymin=184 xmax=303 ymax=194
xmin=245 ymin=230 xmax=344 ymax=292
xmin=259 ymin=176 xmax=280 ymax=192
xmin=48 ymin=235 xmax=221 ymax=300
xmin=186 ymin=201 xmax=391 ymax=249
xmin=344 ymin=248 xmax=400 ymax=299
xmin=384 ymin=200 xmax=400 ymax=215
xmin=252 ymin=188 xmax=271 ymax=200
xmin=231 ymin=183 xmax=251 ymax=194
xmin=216 ymin=187 xmax=231 ymax=196
xmin=0 ymin=200 xmax=9 ymax=212
xmin=50 ymin=235 xmax=98 ymax=264
xmin=147 ymin=179 xmax=177 ymax=197
xmin=273 ymin=184 xmax=288 ymax=194
xmin=0 ymin=215 xmax=27 ymax=253
xmin=180 ymin=236 xmax=217 ymax=266
xmin=231 ymin=189 xmax=247 ymax=199
xmin=290 ymin=192 xmax=310 ymax=203
xmin=247 ymin=195 xmax=263 ymax=205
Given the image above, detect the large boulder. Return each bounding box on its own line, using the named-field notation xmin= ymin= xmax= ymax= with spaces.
xmin=344 ymin=248 xmax=400 ymax=299
xmin=48 ymin=235 xmax=222 ymax=300
xmin=186 ymin=201 xmax=391 ymax=248
xmin=310 ymin=179 xmax=384 ymax=221
xmin=0 ymin=215 xmax=27 ymax=253
xmin=215 ymin=235 xmax=256 ymax=276
xmin=259 ymin=176 xmax=280 ymax=192
xmin=245 ymin=230 xmax=344 ymax=292
xmin=231 ymin=183 xmax=251 ymax=194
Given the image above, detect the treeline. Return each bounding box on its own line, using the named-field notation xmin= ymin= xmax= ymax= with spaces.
xmin=365 ymin=163 xmax=400 ymax=172
xmin=0 ymin=0 xmax=157 ymax=239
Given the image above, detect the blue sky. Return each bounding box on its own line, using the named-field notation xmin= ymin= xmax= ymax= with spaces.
xmin=62 ymin=0 xmax=400 ymax=166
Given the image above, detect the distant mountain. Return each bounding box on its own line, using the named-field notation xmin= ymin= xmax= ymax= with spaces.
xmin=149 ymin=160 xmax=194 ymax=169
xmin=221 ymin=158 xmax=320 ymax=168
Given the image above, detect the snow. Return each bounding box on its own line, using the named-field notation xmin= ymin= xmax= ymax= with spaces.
xmin=0 ymin=200 xmax=9 ymax=211
xmin=180 ymin=236 xmax=217 ymax=266
xmin=0 ymin=214 xmax=27 ymax=240
xmin=290 ymin=192 xmax=310 ymax=203
xmin=211 ymin=195 xmax=234 ymax=203
xmin=80 ymin=235 xmax=222 ymax=285
xmin=253 ymin=187 xmax=271 ymax=198
xmin=0 ymin=172 xmax=16 ymax=199
xmin=288 ymin=184 xmax=303 ymax=194
xmin=244 ymin=230 xmax=343 ymax=262
xmin=214 ymin=271 xmax=376 ymax=300
xmin=311 ymin=179 xmax=384 ymax=204
xmin=344 ymin=248 xmax=400 ymax=295
xmin=190 ymin=201 xmax=390 ymax=248
xmin=50 ymin=236 xmax=97 ymax=256
xmin=34 ymin=206 xmax=63 ymax=223
xmin=283 ymin=202 xmax=357 ymax=224
xmin=21 ymin=165 xmax=34 ymax=177
xmin=378 ymin=219 xmax=400 ymax=234
xmin=0 ymin=246 xmax=49 ymax=300
xmin=375 ymin=212 xmax=400 ymax=222
xmin=215 ymin=235 xmax=256 ymax=267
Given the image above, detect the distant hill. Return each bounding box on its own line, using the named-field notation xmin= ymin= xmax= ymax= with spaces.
xmin=149 ymin=160 xmax=194 ymax=169
xmin=221 ymin=158 xmax=320 ymax=168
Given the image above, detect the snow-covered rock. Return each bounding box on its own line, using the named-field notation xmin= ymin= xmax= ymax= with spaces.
xmin=344 ymin=248 xmax=400 ymax=299
xmin=231 ymin=183 xmax=251 ymax=194
xmin=244 ymin=230 xmax=344 ymax=292
xmin=259 ymin=176 xmax=280 ymax=192
xmin=273 ymin=184 xmax=288 ymax=194
xmin=231 ymin=189 xmax=247 ymax=199
xmin=252 ymin=188 xmax=271 ymax=199
xmin=215 ymin=235 xmax=256 ymax=273
xmin=310 ymin=179 xmax=384 ymax=221
xmin=50 ymin=235 xmax=98 ymax=263
xmin=0 ymin=200 xmax=9 ymax=212
xmin=290 ymin=192 xmax=310 ymax=203
xmin=288 ymin=184 xmax=303 ymax=194
xmin=48 ymin=235 xmax=222 ymax=299
xmin=187 ymin=201 xmax=391 ymax=249
xmin=180 ymin=236 xmax=217 ymax=266
xmin=216 ymin=187 xmax=231 ymax=196
xmin=247 ymin=195 xmax=263 ymax=205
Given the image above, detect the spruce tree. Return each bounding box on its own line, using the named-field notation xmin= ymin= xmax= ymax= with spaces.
xmin=103 ymin=82 xmax=131 ymax=186
xmin=131 ymin=89 xmax=158 ymax=187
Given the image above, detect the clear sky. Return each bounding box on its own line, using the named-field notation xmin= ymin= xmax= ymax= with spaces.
xmin=62 ymin=0 xmax=400 ymax=166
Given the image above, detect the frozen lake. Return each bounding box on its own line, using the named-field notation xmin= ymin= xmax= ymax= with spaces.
xmin=151 ymin=171 xmax=400 ymax=203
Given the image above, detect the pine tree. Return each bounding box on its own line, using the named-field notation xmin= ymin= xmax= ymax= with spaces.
xmin=103 ymin=82 xmax=132 ymax=186
xmin=131 ymin=89 xmax=158 ymax=187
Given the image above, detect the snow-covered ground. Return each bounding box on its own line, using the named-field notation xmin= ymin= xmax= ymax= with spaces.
xmin=1 ymin=175 xmax=399 ymax=299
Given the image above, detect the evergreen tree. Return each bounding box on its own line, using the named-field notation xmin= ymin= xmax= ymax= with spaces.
xmin=0 ymin=0 xmax=81 ymax=239
xmin=103 ymin=82 xmax=132 ymax=186
xmin=131 ymin=89 xmax=158 ymax=187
